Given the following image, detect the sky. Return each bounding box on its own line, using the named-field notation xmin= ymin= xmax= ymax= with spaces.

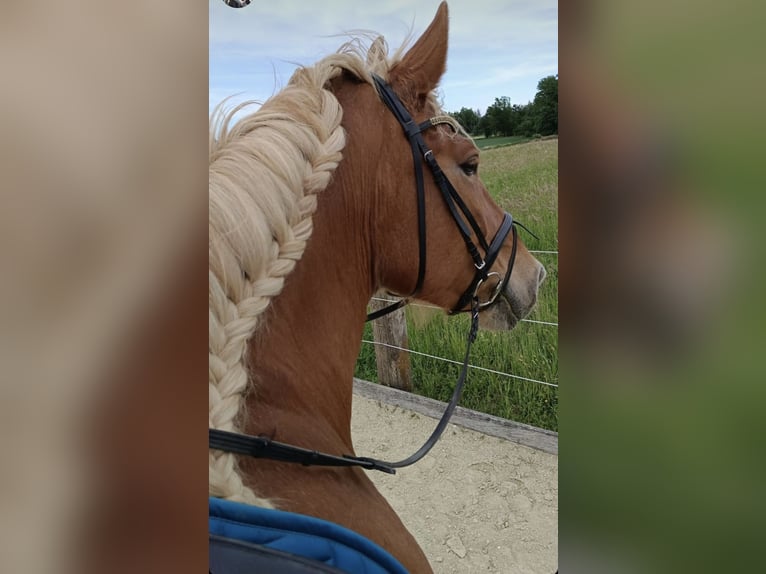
xmin=209 ymin=0 xmax=557 ymax=116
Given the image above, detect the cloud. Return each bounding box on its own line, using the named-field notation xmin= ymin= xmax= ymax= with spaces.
xmin=447 ymin=1 xmax=557 ymax=47
xmin=210 ymin=0 xmax=557 ymax=113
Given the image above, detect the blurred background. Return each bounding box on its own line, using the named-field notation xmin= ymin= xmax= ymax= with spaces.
xmin=560 ymin=1 xmax=766 ymax=572
xmin=1 ymin=1 xmax=764 ymax=573
xmin=0 ymin=2 xmax=208 ymax=573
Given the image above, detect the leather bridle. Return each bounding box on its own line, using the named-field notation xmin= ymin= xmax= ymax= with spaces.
xmin=209 ymin=75 xmax=519 ymax=475
xmin=367 ymin=74 xmax=517 ymax=321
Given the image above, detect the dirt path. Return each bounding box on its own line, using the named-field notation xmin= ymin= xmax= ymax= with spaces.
xmin=351 ymin=394 xmax=558 ymax=574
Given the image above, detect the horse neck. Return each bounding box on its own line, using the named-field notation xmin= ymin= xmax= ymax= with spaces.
xmin=244 ymin=144 xmax=375 ymax=450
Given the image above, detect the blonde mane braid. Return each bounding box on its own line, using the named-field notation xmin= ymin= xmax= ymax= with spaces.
xmin=208 ymin=38 xmax=395 ymax=505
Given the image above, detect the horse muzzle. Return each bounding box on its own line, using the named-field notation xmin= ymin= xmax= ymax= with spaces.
xmin=481 ymin=254 xmax=546 ymax=331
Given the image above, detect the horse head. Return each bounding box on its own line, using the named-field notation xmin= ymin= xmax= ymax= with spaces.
xmin=334 ymin=2 xmax=546 ymax=328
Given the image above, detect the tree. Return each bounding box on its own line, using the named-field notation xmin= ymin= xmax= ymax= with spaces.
xmin=518 ymin=113 xmax=536 ymax=137
xmin=445 ymin=74 xmax=557 ymax=138
xmin=484 ymin=96 xmax=514 ymax=136
xmin=509 ymin=104 xmax=528 ymax=136
xmin=531 ymin=75 xmax=558 ymax=136
xmin=449 ymin=107 xmax=481 ymax=135
xmin=478 ymin=113 xmax=493 ymax=138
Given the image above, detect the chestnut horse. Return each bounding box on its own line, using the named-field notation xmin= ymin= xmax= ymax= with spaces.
xmin=209 ymin=3 xmax=545 ymax=571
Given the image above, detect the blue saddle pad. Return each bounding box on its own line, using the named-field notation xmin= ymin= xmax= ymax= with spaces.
xmin=209 ymin=497 xmax=410 ymax=574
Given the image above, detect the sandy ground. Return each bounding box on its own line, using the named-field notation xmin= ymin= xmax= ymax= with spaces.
xmin=351 ymin=395 xmax=558 ymax=574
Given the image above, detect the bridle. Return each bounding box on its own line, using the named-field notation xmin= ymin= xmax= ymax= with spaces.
xmin=209 ymin=75 xmax=518 ymax=475
xmin=366 ymin=74 xmax=517 ymax=320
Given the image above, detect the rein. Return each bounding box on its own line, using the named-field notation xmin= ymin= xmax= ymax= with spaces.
xmin=209 ymin=76 xmax=517 ymax=475
xmin=209 ymin=296 xmax=480 ymax=475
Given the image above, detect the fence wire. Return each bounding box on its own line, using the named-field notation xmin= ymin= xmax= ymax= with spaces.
xmin=370 ymin=297 xmax=558 ymax=327
xmin=365 ymin=246 xmax=558 ymax=390
xmin=361 ymin=339 xmax=558 ymax=388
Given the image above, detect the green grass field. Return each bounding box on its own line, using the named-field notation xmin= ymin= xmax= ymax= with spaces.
xmin=474 ymin=135 xmax=531 ymax=149
xmin=355 ymin=140 xmax=559 ymax=431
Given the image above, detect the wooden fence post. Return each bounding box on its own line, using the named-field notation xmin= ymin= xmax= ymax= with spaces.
xmin=369 ymin=297 xmax=412 ymax=391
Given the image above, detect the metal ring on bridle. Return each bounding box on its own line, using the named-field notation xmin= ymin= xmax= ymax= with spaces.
xmin=473 ymin=271 xmax=504 ymax=309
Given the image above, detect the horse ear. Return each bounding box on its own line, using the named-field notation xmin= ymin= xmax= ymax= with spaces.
xmin=390 ymin=1 xmax=449 ymax=106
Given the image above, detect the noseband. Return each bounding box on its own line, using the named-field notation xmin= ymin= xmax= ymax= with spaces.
xmin=209 ymin=76 xmax=519 ymax=475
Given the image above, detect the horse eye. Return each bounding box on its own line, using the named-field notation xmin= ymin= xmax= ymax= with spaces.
xmin=460 ymin=162 xmax=478 ymax=176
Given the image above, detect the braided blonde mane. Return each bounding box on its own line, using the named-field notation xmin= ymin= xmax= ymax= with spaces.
xmin=209 ymin=37 xmax=406 ymax=505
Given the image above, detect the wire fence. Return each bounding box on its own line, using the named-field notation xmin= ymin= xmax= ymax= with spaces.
xmin=361 ymin=338 xmax=558 ymax=388
xmin=364 ymin=247 xmax=559 ymax=391
xmin=370 ymin=297 xmax=559 ymax=327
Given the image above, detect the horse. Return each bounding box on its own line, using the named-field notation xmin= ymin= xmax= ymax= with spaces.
xmin=209 ymin=3 xmax=546 ymax=572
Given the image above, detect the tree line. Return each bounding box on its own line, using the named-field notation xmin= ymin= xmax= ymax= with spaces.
xmin=449 ymin=75 xmax=558 ymax=138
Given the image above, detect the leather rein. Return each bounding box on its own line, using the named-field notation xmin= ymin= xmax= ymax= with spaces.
xmin=209 ymin=75 xmax=518 ymax=475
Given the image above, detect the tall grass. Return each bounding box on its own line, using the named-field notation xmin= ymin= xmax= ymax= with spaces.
xmin=355 ymin=140 xmax=558 ymax=431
